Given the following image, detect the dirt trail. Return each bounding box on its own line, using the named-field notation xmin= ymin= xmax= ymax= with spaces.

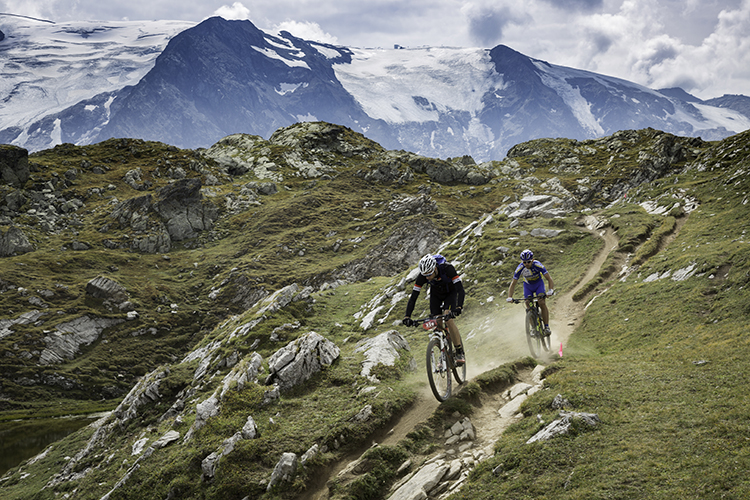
xmin=304 ymin=220 xmax=619 ymax=499
xmin=550 ymin=224 xmax=619 ymax=346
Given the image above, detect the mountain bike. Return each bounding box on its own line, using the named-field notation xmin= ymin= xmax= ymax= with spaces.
xmin=510 ymin=291 xmax=553 ymax=357
xmin=410 ymin=313 xmax=466 ymax=402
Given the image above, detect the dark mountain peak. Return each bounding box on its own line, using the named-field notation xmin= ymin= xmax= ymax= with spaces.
xmin=488 ymin=44 xmax=545 ymax=79
xmin=658 ymin=87 xmax=703 ymax=103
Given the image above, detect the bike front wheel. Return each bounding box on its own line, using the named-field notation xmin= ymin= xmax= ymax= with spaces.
xmin=525 ymin=310 xmax=543 ymax=358
xmin=426 ymin=337 xmax=451 ymax=402
xmin=451 ymin=351 xmax=466 ymax=385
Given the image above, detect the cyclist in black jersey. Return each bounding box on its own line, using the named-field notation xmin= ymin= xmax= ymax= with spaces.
xmin=403 ymin=254 xmax=466 ymax=365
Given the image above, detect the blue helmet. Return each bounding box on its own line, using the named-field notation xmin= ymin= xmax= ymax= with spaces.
xmin=520 ymin=249 xmax=533 ymax=261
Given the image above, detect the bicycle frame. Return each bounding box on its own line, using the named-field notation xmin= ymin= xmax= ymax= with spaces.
xmin=410 ymin=313 xmax=465 ymax=402
xmin=511 ymin=292 xmax=552 ymax=357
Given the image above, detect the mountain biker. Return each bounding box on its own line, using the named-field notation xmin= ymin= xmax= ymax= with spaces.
xmin=403 ymin=254 xmax=466 ymax=365
xmin=506 ymin=249 xmax=555 ymax=335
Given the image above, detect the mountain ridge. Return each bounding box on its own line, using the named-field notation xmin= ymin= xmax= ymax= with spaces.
xmin=1 ymin=15 xmax=749 ymax=160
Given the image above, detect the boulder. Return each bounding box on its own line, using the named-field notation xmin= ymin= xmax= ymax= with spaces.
xmin=0 ymin=144 xmax=30 ymax=187
xmin=153 ymin=178 xmax=218 ymax=241
xmin=526 ymin=411 xmax=601 ymax=444
xmin=266 ymin=332 xmax=340 ymax=391
xmin=39 ymin=315 xmax=124 ymax=365
xmin=354 ymin=330 xmax=414 ymax=378
xmin=0 ymin=226 xmax=33 ymax=256
xmin=389 ymin=460 xmax=449 ymax=500
xmin=86 ymin=276 xmax=129 ymax=303
xmin=267 ymin=452 xmax=298 ymax=491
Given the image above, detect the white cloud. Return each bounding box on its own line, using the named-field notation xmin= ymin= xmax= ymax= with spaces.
xmin=213 ymin=2 xmax=251 ymax=21
xmin=273 ymin=20 xmax=338 ymax=44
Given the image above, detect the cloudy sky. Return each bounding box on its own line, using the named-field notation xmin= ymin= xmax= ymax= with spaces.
xmin=2 ymin=0 xmax=749 ymax=99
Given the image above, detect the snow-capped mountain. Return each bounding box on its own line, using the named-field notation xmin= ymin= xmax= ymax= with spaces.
xmin=2 ymin=15 xmax=749 ymax=161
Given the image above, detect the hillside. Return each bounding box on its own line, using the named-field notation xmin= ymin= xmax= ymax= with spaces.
xmin=1 ymin=123 xmax=749 ymax=499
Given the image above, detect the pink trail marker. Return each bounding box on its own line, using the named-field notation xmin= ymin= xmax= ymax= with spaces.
xmin=559 ymin=343 xmax=563 ymax=357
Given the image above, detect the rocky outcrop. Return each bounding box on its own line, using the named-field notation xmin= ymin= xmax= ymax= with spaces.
xmin=526 ymin=410 xmax=601 ymax=444
xmin=332 ymin=217 xmax=444 ymax=284
xmin=265 ymin=332 xmax=341 ymax=391
xmin=153 ymin=178 xmax=218 ymax=240
xmin=201 ymin=416 xmax=259 ymax=481
xmin=0 ymin=145 xmax=29 ymax=188
xmin=0 ymin=310 xmax=44 ymax=340
xmin=267 ymin=452 xmax=298 ymax=491
xmin=108 ymin=178 xmax=218 ymax=252
xmin=113 ymin=368 xmax=169 ymax=426
xmin=86 ymin=276 xmax=129 ymax=303
xmin=354 ymin=330 xmax=416 ymax=380
xmin=0 ymin=225 xmax=33 ymax=256
xmin=39 ymin=316 xmax=124 ymax=365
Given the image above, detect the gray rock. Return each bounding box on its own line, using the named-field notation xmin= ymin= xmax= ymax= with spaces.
xmin=0 ymin=226 xmax=34 ymax=257
xmin=267 ymin=452 xmax=298 ymax=491
xmin=0 ymin=310 xmax=44 ymax=340
xmin=526 ymin=411 xmax=600 ymax=444
xmin=0 ymin=144 xmax=30 ymax=187
xmin=153 ymin=178 xmax=218 ymax=241
xmin=300 ymin=444 xmax=319 ymax=466
xmin=152 ymin=430 xmax=180 ymax=449
xmin=109 ymin=178 xmax=218 ymax=252
xmin=266 ymin=332 xmax=340 ymax=391
xmin=242 ymin=416 xmax=258 ymax=439
xmin=113 ymin=368 xmax=169 ymax=425
xmin=389 ymin=460 xmax=449 ymax=500
xmin=355 ymin=330 xmax=414 ymax=378
xmin=86 ymin=276 xmax=128 ymax=303
xmin=39 ymin=315 xmax=124 ymax=365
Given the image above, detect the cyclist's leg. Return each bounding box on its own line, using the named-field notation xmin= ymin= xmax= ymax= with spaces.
xmin=440 ymin=291 xmax=462 ymax=349
xmin=538 ymin=296 xmax=550 ymax=325
xmin=522 ymin=282 xmax=536 ymax=310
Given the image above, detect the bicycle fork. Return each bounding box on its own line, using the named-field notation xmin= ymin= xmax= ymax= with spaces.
xmin=431 ymin=332 xmax=448 ymax=372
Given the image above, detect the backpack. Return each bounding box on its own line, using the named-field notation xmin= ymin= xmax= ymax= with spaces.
xmin=432 ymin=254 xmax=450 ymax=291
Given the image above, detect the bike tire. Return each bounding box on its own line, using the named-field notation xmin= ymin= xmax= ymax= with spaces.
xmin=451 ymin=350 xmax=466 ymax=385
xmin=525 ymin=310 xmax=542 ymax=358
xmin=540 ymin=318 xmax=552 ymax=352
xmin=426 ymin=337 xmax=451 ymax=402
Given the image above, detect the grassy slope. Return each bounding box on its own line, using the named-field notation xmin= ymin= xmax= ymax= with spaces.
xmin=1 ymin=126 xmax=749 ymax=499
xmin=456 ymin=133 xmax=750 ymax=499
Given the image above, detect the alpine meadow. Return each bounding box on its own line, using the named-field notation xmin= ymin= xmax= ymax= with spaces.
xmin=0 ymin=121 xmax=749 ymax=499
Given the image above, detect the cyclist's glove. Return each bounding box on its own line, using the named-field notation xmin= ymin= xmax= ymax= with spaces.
xmin=402 ymin=318 xmax=415 ymax=327
xmin=452 ymin=307 xmax=462 ymax=318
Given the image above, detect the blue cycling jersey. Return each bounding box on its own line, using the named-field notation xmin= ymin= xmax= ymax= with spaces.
xmin=513 ymin=260 xmax=548 ymax=284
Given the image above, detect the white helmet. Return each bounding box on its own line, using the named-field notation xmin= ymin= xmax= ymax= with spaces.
xmin=419 ymin=254 xmax=437 ymax=276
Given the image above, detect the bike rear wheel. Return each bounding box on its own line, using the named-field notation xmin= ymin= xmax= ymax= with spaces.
xmin=426 ymin=337 xmax=451 ymax=402
xmin=525 ymin=310 xmax=543 ymax=358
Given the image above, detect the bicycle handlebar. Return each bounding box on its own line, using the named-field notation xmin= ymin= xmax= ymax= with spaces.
xmin=414 ymin=313 xmax=454 ymax=324
xmin=508 ymin=290 xmax=554 ymax=304
xmin=410 ymin=313 xmax=454 ymax=326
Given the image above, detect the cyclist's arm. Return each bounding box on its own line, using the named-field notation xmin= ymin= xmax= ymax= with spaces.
xmin=507 ymin=277 xmax=518 ymax=298
xmin=404 ymin=277 xmax=426 ymax=318
xmin=454 ymin=279 xmax=465 ymax=309
xmin=544 ymin=272 xmax=555 ymax=291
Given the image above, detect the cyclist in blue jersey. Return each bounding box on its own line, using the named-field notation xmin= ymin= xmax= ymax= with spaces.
xmin=506 ymin=249 xmax=555 ymax=334
xmin=403 ymin=254 xmax=466 ymax=365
